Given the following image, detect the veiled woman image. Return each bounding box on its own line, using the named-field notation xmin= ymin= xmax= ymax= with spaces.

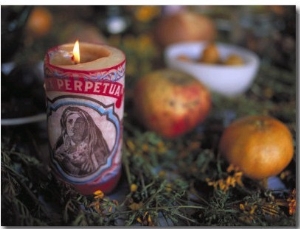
xmin=53 ymin=106 xmax=110 ymax=177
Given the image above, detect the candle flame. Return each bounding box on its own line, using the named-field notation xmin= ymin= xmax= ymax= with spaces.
xmin=73 ymin=40 xmax=80 ymax=64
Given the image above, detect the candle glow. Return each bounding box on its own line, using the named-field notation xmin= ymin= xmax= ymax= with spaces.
xmin=72 ymin=40 xmax=80 ymax=64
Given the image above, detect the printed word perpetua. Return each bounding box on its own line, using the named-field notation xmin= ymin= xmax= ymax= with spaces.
xmin=45 ymin=77 xmax=123 ymax=97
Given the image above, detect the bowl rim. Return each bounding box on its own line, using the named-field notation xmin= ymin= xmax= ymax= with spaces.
xmin=165 ymin=41 xmax=260 ymax=69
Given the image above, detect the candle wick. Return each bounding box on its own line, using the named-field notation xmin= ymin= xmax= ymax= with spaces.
xmin=71 ymin=55 xmax=78 ymax=65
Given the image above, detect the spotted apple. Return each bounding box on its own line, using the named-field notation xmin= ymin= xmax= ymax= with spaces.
xmin=133 ymin=69 xmax=211 ymax=138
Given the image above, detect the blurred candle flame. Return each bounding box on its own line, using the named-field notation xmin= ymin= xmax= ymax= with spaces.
xmin=73 ymin=40 xmax=80 ymax=64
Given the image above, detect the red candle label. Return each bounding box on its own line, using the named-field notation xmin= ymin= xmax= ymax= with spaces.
xmin=44 ymin=66 xmax=124 ymax=108
xmin=44 ymin=43 xmax=125 ymax=194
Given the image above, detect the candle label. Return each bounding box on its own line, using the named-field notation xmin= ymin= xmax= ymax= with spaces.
xmin=44 ymin=61 xmax=125 ymax=186
xmin=44 ymin=63 xmax=125 ymax=108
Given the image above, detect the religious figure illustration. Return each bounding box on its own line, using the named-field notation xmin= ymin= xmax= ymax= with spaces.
xmin=52 ymin=106 xmax=110 ymax=177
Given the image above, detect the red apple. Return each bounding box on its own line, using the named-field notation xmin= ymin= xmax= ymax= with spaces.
xmin=133 ymin=69 xmax=211 ymax=138
xmin=153 ymin=11 xmax=217 ymax=48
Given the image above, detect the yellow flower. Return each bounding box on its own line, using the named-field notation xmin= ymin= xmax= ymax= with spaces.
xmin=228 ymin=164 xmax=244 ymax=187
xmin=206 ymin=178 xmax=218 ymax=189
xmin=206 ymin=166 xmax=244 ymax=192
xmin=129 ymin=202 xmax=143 ymax=210
xmin=126 ymin=139 xmax=135 ymax=151
xmin=239 ymin=203 xmax=245 ymax=211
xmin=249 ymin=205 xmax=257 ymax=215
xmin=280 ymin=170 xmax=292 ymax=180
xmin=136 ymin=217 xmax=143 ymax=224
xmin=226 ymin=176 xmax=234 ymax=187
xmin=130 ymin=183 xmax=138 ymax=192
xmin=93 ymin=190 xmax=104 ymax=199
xmin=218 ymin=180 xmax=228 ymax=192
xmin=261 ymin=203 xmax=279 ymax=216
xmin=165 ymin=183 xmax=172 ymax=193
xmin=226 ymin=164 xmax=237 ymax=173
xmin=147 ymin=214 xmax=154 ymax=226
xmin=134 ymin=6 xmax=160 ymax=22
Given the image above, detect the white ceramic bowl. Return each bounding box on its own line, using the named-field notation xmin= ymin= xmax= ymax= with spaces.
xmin=165 ymin=42 xmax=260 ymax=97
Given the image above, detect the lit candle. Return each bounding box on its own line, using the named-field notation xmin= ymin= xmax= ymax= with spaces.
xmin=72 ymin=40 xmax=80 ymax=64
xmin=44 ymin=41 xmax=126 ymax=195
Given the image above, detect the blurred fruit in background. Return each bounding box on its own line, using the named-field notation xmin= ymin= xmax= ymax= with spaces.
xmin=198 ymin=42 xmax=220 ymax=64
xmin=25 ymin=6 xmax=53 ymax=38
xmin=223 ymin=54 xmax=245 ymax=66
xmin=153 ymin=11 xmax=217 ymax=48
